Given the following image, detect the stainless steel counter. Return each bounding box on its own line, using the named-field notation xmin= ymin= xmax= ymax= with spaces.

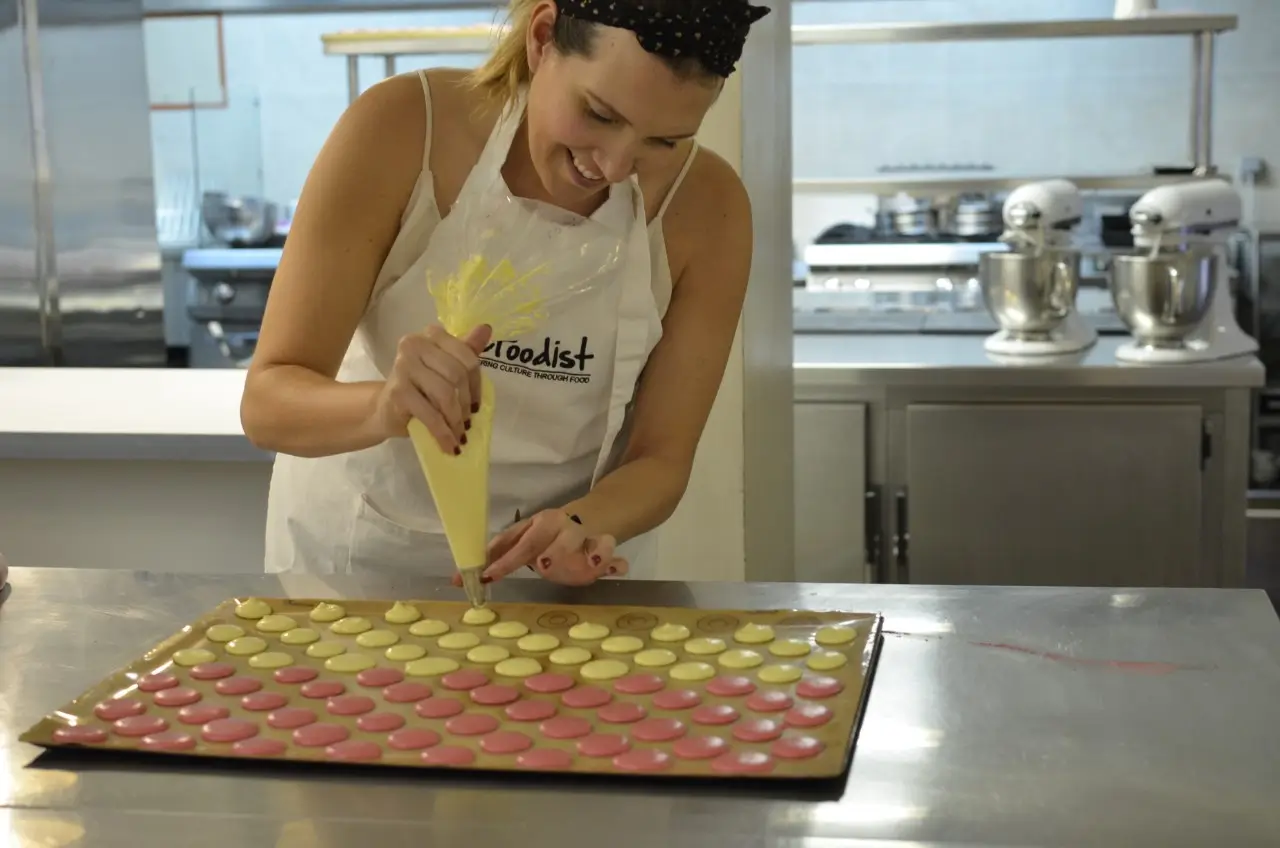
xmin=5 ymin=568 xmax=1279 ymax=847
xmin=795 ymin=333 xmax=1266 ymax=394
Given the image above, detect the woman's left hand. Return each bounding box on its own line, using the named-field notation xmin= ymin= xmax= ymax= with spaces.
xmin=463 ymin=510 xmax=627 ymax=586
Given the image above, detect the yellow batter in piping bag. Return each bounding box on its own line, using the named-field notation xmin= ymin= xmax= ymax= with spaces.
xmin=409 ymin=205 xmax=627 ymax=606
xmin=408 ymin=375 xmax=495 ymax=607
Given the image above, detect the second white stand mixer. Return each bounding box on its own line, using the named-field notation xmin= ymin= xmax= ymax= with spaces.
xmin=981 ymin=179 xmax=1098 ymax=356
xmin=1111 ymin=179 xmax=1258 ymax=364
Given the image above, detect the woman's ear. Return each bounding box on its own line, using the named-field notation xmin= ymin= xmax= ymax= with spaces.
xmin=526 ymin=2 xmax=557 ymax=73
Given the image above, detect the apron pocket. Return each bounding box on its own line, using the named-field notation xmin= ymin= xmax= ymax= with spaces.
xmin=348 ymin=494 xmax=453 ymax=577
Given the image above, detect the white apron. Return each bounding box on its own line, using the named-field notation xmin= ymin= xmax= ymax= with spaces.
xmin=263 ymin=90 xmax=665 ymax=580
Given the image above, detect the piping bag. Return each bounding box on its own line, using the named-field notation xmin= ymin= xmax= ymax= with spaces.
xmin=406 ymin=191 xmax=625 ymax=607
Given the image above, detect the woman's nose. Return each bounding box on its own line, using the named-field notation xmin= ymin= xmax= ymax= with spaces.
xmin=598 ymin=146 xmax=636 ymax=184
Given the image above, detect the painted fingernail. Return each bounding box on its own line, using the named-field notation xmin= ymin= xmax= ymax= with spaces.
xmin=453 ymin=447 xmax=461 ymax=456
xmin=591 ymin=555 xmax=602 ymax=565
xmin=471 ymin=402 xmax=480 ymax=414
xmin=539 ymin=557 xmax=551 ymax=569
xmin=461 ymin=433 xmax=468 ymax=445
xmin=607 ymin=566 xmax=618 ymax=575
xmin=465 ymin=419 xmax=472 ymax=430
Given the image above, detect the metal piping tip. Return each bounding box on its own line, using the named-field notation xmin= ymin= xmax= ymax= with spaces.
xmin=459 ymin=568 xmax=488 ymax=608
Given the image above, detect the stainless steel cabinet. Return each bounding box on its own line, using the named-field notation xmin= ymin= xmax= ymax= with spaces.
xmin=794 ymin=403 xmax=870 ymax=582
xmin=893 ymin=403 xmax=1207 ymax=586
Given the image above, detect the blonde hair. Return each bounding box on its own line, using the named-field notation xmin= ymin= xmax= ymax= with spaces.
xmin=468 ymin=0 xmax=541 ymax=107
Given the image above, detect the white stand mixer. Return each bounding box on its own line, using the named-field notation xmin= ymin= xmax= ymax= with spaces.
xmin=981 ymin=179 xmax=1098 ymax=356
xmin=1112 ymin=179 xmax=1258 ymax=364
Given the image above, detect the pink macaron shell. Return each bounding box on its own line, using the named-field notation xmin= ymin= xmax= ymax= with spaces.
xmin=692 ymin=704 xmax=740 ymax=726
xmin=632 ymin=718 xmax=686 ymax=743
xmin=445 ymin=712 xmax=501 ymax=737
xmin=382 ymin=681 xmax=433 ymax=703
xmin=177 ymin=704 xmax=230 ymax=725
xmin=233 ymin=737 xmax=288 ymax=757
xmin=53 ymin=725 xmax=109 ymax=745
xmin=189 ymin=662 xmax=236 ymax=681
xmin=299 ymin=680 xmax=346 ymax=699
xmin=561 ymin=686 xmax=612 ymax=709
xmin=274 ymin=666 xmax=319 ymax=685
xmin=795 ymin=675 xmax=845 ymax=699
xmin=516 ymin=748 xmax=575 ymax=770
xmin=420 ymin=745 xmax=476 ymax=766
xmin=356 ymin=711 xmax=406 ymax=733
xmin=711 ymin=749 xmax=776 ymax=775
xmin=440 ymin=669 xmax=489 ymax=691
xmin=745 ymin=690 xmax=793 ymax=713
xmin=355 ymin=667 xmax=404 ymax=688
xmin=539 ymin=715 xmax=593 ymax=740
xmin=597 ymin=701 xmax=647 ymax=724
xmin=113 ymin=715 xmax=169 ymax=738
xmin=652 ymin=689 xmax=702 ymax=711
xmin=153 ymin=687 xmax=202 ymax=708
xmin=326 ymin=739 xmax=383 ymax=762
xmin=415 ymin=697 xmax=465 ymax=719
xmin=387 ymin=727 xmax=441 ymax=751
xmin=214 ymin=677 xmax=263 ymax=696
xmin=505 ymin=699 xmax=557 ymax=722
xmin=706 ymin=676 xmax=756 ymax=697
xmin=241 ymin=692 xmax=290 ymax=712
xmin=94 ymin=698 xmax=146 ymax=721
xmin=292 ymin=722 xmax=349 ymax=748
xmin=771 ymin=735 xmax=826 ymax=760
xmin=732 ymin=718 xmax=784 ymax=743
xmin=672 ymin=734 xmax=730 ymax=760
xmin=613 ymin=674 xmax=665 ymax=695
xmin=137 ymin=672 xmax=180 ymax=692
xmin=470 ymin=684 xmax=521 ymax=706
xmin=524 ymin=673 xmax=576 ymax=694
xmin=325 ymin=695 xmax=376 ymax=716
xmin=201 ymin=718 xmax=260 ymax=743
xmin=784 ymin=703 xmax=833 ymax=728
xmin=576 ymin=733 xmax=631 ymax=758
xmin=479 ymin=730 xmax=534 ymax=755
xmin=139 ymin=730 xmax=197 ymax=752
xmin=266 ymin=707 xmax=318 ymax=730
xmin=612 ymin=748 xmax=673 ymax=773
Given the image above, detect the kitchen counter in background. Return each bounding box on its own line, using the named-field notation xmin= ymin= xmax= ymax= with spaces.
xmin=0 ymin=336 xmax=1266 ymax=584
xmin=4 ymin=568 xmax=1279 ymax=847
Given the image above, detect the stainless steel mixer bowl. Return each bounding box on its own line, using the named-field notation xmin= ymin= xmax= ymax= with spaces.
xmin=1109 ymin=251 xmax=1216 ymax=348
xmin=979 ymin=250 xmax=1080 ymax=339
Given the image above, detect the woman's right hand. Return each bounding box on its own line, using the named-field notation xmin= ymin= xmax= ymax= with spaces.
xmin=372 ymin=324 xmax=492 ymax=452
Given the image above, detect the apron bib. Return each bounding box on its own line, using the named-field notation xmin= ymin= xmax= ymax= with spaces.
xmin=263 ymin=90 xmax=663 ymax=579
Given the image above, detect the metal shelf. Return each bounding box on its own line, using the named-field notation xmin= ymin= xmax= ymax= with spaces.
xmin=320 ymin=27 xmax=502 ymax=57
xmin=791 ymin=14 xmax=1237 ymax=45
xmin=793 ymin=172 xmax=1216 ymax=197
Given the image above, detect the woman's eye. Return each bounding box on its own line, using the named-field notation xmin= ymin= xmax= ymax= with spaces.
xmin=653 ymin=139 xmax=678 ymax=149
xmin=586 ymin=107 xmax=612 ymax=124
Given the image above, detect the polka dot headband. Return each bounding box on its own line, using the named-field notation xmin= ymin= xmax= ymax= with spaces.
xmin=555 ymin=0 xmax=772 ymax=78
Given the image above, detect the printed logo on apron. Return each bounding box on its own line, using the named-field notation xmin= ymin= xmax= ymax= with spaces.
xmin=482 ymin=335 xmax=596 ymax=385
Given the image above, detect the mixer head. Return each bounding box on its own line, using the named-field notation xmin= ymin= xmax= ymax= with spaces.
xmin=1129 ymin=178 xmax=1242 ymax=252
xmin=999 ymin=179 xmax=1083 ymax=252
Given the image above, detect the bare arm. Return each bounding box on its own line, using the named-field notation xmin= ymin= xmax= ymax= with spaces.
xmin=565 ymin=153 xmax=753 ymax=543
xmin=240 ymin=75 xmax=426 ymax=457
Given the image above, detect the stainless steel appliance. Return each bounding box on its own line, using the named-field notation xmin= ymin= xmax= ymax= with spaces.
xmin=182 ymin=247 xmax=279 ymax=368
xmin=0 ymin=0 xmax=164 ymax=366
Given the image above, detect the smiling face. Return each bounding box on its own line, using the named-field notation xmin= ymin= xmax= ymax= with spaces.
xmin=522 ymin=6 xmax=721 ymax=205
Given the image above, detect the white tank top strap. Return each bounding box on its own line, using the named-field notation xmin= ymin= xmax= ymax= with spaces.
xmin=415 ymin=70 xmax=434 ymax=173
xmin=655 ymin=141 xmax=699 ymax=221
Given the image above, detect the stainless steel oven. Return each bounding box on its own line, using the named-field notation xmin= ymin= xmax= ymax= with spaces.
xmin=181 ymin=248 xmax=280 ymax=368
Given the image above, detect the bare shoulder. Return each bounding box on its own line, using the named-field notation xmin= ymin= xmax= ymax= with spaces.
xmin=662 ymin=147 xmax=753 ymax=284
xmin=421 ymin=68 xmax=499 ymax=144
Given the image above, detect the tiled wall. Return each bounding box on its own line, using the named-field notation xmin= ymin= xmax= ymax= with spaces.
xmin=146 ymin=0 xmax=1279 ymax=248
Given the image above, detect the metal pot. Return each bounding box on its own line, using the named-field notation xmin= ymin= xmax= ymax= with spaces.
xmin=979 ymin=250 xmax=1081 ymax=339
xmin=1110 ymin=251 xmax=1216 ymax=348
xmin=952 ymin=195 xmax=997 ymax=237
xmin=201 ymin=192 xmax=278 ymax=247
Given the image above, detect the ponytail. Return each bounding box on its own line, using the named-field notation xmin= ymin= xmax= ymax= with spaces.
xmin=468 ymin=0 xmax=539 ymax=107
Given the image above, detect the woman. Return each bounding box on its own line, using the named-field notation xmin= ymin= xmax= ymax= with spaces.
xmin=242 ymin=0 xmax=769 ymax=586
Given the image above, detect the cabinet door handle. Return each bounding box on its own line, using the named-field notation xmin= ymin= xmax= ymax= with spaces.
xmin=893 ymin=489 xmax=909 ymax=582
xmin=864 ymin=488 xmax=882 ymax=582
